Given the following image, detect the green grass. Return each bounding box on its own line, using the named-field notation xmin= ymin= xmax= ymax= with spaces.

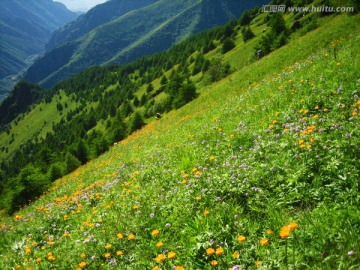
xmin=0 ymin=13 xmax=359 ymax=270
xmin=0 ymin=90 xmax=80 ymax=160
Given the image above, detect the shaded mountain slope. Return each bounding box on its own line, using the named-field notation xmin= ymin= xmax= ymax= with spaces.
xmin=0 ymin=0 xmax=77 ymax=99
xmin=23 ymin=0 xmax=268 ymax=88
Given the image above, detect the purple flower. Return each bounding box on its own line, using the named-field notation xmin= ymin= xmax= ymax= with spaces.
xmin=232 ymin=266 xmax=240 ymax=270
xmin=150 ymin=213 xmax=155 ymax=218
xmin=322 ymin=252 xmax=326 ymax=258
xmin=346 ymin=133 xmax=351 ymax=138
xmin=109 ymin=259 xmax=116 ymax=265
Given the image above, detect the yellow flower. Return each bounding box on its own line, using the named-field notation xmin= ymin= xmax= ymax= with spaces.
xmin=255 ymin=260 xmax=263 ymax=266
xmin=156 ymin=241 xmax=164 ymax=248
xmin=280 ymin=226 xmax=290 ymax=239
xmin=210 ymin=156 xmax=215 ymax=161
xmin=215 ymin=247 xmax=224 ymax=255
xmin=36 ymin=258 xmax=42 ymax=263
xmin=105 ymin=243 xmax=112 ymax=250
xmin=206 ymin=247 xmax=215 ymax=256
xmin=104 ymin=253 xmax=111 ymax=259
xmin=117 ymin=233 xmax=123 ymax=239
xmin=237 ymin=235 xmax=246 ymax=242
xmin=298 ymin=139 xmax=304 ymax=144
xmin=233 ymin=251 xmax=239 ymax=259
xmin=25 ymin=247 xmax=31 ymax=254
xmin=195 ymin=196 xmax=201 ymax=201
xmin=210 ymin=260 xmax=218 ymax=266
xmin=116 ymin=250 xmax=123 ymax=256
xmin=79 ymin=262 xmax=87 ymax=268
xmin=152 ymin=229 xmax=160 ymax=236
xmin=310 ymin=138 xmax=315 ymax=143
xmin=204 ymin=209 xmax=209 ymax=216
xmin=260 ymin=238 xmax=269 ymax=246
xmin=174 ymin=267 xmax=185 ymax=270
xmin=266 ymin=229 xmax=273 ymax=235
xmin=80 ymin=253 xmax=86 ymax=258
xmin=168 ymin=251 xmax=176 ymax=259
xmin=128 ymin=233 xmax=135 ymax=240
xmin=152 ymin=267 xmax=161 ymax=270
xmin=155 ymin=254 xmax=165 ymax=263
xmin=289 ymin=222 xmax=298 ymax=230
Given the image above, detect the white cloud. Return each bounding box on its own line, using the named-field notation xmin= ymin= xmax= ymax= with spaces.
xmin=55 ymin=0 xmax=108 ymax=12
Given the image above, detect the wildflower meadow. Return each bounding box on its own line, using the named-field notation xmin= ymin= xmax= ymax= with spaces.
xmin=0 ymin=13 xmax=359 ymax=270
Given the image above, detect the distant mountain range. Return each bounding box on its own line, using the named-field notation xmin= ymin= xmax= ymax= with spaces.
xmin=23 ymin=0 xmax=269 ymax=88
xmin=0 ymin=0 xmax=78 ymax=99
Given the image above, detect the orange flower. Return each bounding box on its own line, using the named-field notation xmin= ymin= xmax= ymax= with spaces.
xmin=289 ymin=222 xmax=298 ymax=230
xmin=204 ymin=209 xmax=209 ymax=216
xmin=210 ymin=260 xmax=218 ymax=266
xmin=156 ymin=241 xmax=164 ymax=248
xmin=255 ymin=260 xmax=263 ymax=266
xmin=155 ymin=254 xmax=165 ymax=263
xmin=117 ymin=233 xmax=123 ymax=239
xmin=260 ymin=238 xmax=269 ymax=246
xmin=116 ymin=250 xmax=123 ymax=256
xmin=128 ymin=233 xmax=135 ymax=240
xmin=237 ymin=235 xmax=246 ymax=242
xmin=266 ymin=229 xmax=273 ymax=235
xmin=280 ymin=226 xmax=290 ymax=239
xmin=104 ymin=253 xmax=111 ymax=259
xmin=78 ymin=262 xmax=87 ymax=268
xmin=152 ymin=229 xmax=160 ymax=236
xmin=215 ymin=247 xmax=224 ymax=255
xmin=233 ymin=251 xmax=239 ymax=259
xmin=36 ymin=258 xmax=42 ymax=263
xmin=152 ymin=267 xmax=161 ymax=270
xmin=206 ymin=247 xmax=215 ymax=256
xmin=168 ymin=251 xmax=176 ymax=259
xmin=174 ymin=267 xmax=185 ymax=270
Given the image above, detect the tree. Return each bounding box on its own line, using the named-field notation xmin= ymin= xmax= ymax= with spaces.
xmin=128 ymin=112 xmax=145 ymax=133
xmin=172 ymin=80 xmax=197 ymax=109
xmin=207 ymin=56 xmax=231 ymax=83
xmin=75 ymin=140 xmax=89 ymax=165
xmin=242 ymin=27 xmax=255 ymax=42
xmin=65 ymin=152 xmax=81 ymax=173
xmin=146 ymin=83 xmax=154 ymax=93
xmin=222 ymin=38 xmax=236 ymax=54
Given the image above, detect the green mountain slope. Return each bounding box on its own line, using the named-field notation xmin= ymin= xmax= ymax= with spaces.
xmin=0 ymin=0 xmax=78 ymax=100
xmin=46 ymin=0 xmax=159 ymax=50
xmin=0 ymin=6 xmax=359 ymax=268
xmin=23 ymin=0 xmax=268 ymax=88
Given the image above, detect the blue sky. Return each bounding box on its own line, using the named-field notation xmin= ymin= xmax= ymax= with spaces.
xmin=55 ymin=0 xmax=108 ymax=12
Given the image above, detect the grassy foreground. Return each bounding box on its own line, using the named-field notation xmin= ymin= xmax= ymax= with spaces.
xmin=1 ymin=14 xmax=359 ymax=269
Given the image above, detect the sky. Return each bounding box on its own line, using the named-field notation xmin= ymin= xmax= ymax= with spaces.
xmin=55 ymin=0 xmax=108 ymax=12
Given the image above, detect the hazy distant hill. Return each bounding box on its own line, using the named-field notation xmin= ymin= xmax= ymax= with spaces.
xmin=23 ymin=0 xmax=269 ymax=88
xmin=0 ymin=0 xmax=77 ymax=99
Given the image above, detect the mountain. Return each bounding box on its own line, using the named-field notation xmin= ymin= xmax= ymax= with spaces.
xmin=0 ymin=0 xmax=78 ymax=100
xmin=23 ymin=0 xmax=269 ymax=88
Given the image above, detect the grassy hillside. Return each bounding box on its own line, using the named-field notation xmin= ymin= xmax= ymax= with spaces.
xmin=0 ymin=10 xmax=359 ymax=270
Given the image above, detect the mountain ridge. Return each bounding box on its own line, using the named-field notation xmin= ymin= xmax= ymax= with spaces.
xmin=23 ymin=0 xmax=269 ymax=88
xmin=0 ymin=0 xmax=78 ymax=100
